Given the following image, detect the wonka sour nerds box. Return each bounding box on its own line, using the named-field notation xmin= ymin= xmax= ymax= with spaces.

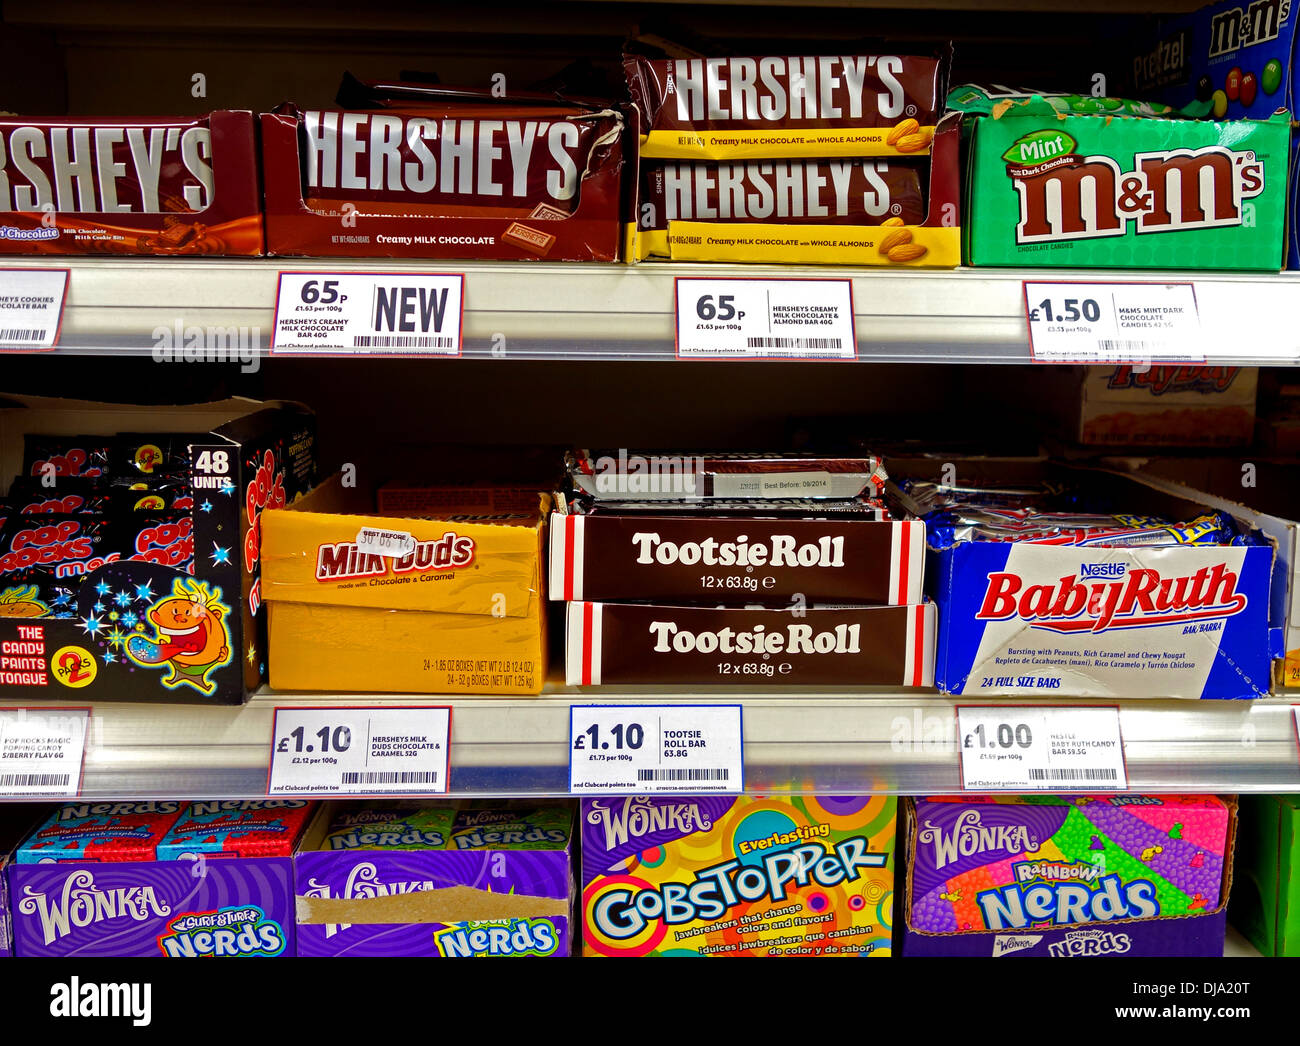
xmin=903 ymin=795 xmax=1235 ymax=957
xmin=582 ymin=795 xmax=896 ymax=957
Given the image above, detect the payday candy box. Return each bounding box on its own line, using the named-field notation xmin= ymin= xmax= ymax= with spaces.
xmin=5 ymin=801 xmax=310 ymax=957
xmin=581 ymin=795 xmax=896 ymax=957
xmin=261 ymin=478 xmax=547 ymax=694
xmin=566 ymin=601 xmax=935 ymax=686
xmin=262 ymin=104 xmax=624 ymax=260
xmin=0 ymin=395 xmax=316 ymax=705
xmin=957 ymin=91 xmax=1288 ymax=270
xmin=899 ymin=456 xmax=1277 ymax=700
xmin=0 ymin=111 xmax=262 ymax=256
xmin=549 ymin=502 xmax=924 ymax=604
xmin=294 ymin=802 xmax=574 ymax=957
xmin=902 ymin=795 xmax=1235 ymax=957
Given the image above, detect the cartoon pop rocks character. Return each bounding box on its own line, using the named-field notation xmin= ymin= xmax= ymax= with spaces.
xmin=125 ymin=578 xmax=232 ymax=694
xmin=0 ymin=585 xmax=49 ymax=617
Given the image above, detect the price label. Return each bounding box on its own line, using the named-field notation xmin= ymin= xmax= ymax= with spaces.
xmin=1024 ymin=281 xmax=1202 ymax=363
xmin=569 ymin=704 xmax=743 ymax=794
xmin=267 ymin=706 xmax=451 ymax=796
xmin=956 ymin=706 xmax=1127 ymax=792
xmin=675 ymin=278 xmax=855 ymax=359
xmin=0 ymin=707 xmax=89 ymax=796
xmin=0 ymin=268 xmax=69 ymax=350
xmin=272 ymin=272 xmax=463 ymax=356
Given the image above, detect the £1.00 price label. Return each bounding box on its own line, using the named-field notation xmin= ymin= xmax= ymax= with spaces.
xmin=569 ymin=704 xmax=743 ymax=794
xmin=267 ymin=706 xmax=451 ymax=796
xmin=1024 ymin=281 xmax=1202 ymax=364
xmin=272 ymin=272 xmax=463 ymax=356
xmin=956 ymin=705 xmax=1127 ymax=792
xmin=675 ymin=278 xmax=855 ymax=359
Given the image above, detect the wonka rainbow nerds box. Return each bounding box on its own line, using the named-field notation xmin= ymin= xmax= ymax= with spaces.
xmin=902 ymin=795 xmax=1236 ymax=957
xmin=581 ymin=795 xmax=896 ymax=957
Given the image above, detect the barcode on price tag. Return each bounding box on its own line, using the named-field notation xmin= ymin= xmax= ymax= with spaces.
xmin=272 ymin=272 xmax=463 ymax=356
xmin=570 ymin=704 xmax=743 ymax=794
xmin=267 ymin=706 xmax=451 ymax=796
xmin=0 ymin=707 xmax=89 ymax=796
xmin=675 ymin=278 xmax=855 ymax=359
xmin=0 ymin=268 xmax=69 ymax=350
xmin=1025 ymin=281 xmax=1202 ymax=364
xmin=956 ymin=705 xmax=1127 ymax=792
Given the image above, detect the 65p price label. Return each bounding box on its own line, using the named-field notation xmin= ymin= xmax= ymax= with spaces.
xmin=267 ymin=706 xmax=451 ymax=796
xmin=569 ymin=704 xmax=743 ymax=794
xmin=675 ymin=278 xmax=855 ymax=359
xmin=956 ymin=705 xmax=1127 ymax=792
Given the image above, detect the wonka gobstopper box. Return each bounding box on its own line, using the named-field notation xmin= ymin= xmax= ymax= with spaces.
xmin=5 ymin=800 xmax=312 ymax=957
xmin=902 ymin=795 xmax=1236 ymax=957
xmin=581 ymin=795 xmax=896 ymax=957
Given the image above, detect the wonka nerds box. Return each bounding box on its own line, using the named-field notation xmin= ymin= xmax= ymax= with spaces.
xmin=5 ymin=800 xmax=310 ymax=957
xmin=902 ymin=795 xmax=1236 ymax=957
xmin=294 ymin=802 xmax=575 ymax=957
xmin=951 ymin=86 xmax=1288 ymax=270
xmin=581 ymin=795 xmax=896 ymax=957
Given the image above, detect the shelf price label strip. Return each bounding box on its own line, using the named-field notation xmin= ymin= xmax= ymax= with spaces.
xmin=674 ymin=277 xmax=856 ymax=360
xmin=569 ymin=704 xmax=744 ymax=794
xmin=0 ymin=267 xmax=69 ymax=351
xmin=956 ymin=705 xmax=1128 ymax=792
xmin=266 ymin=705 xmax=451 ymax=797
xmin=0 ymin=707 xmax=90 ymax=797
xmin=1023 ymin=280 xmax=1203 ymax=364
xmin=271 ymin=271 xmax=464 ymax=357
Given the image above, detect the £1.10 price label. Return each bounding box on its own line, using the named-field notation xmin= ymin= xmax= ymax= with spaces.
xmin=1024 ymin=280 xmax=1202 ymax=364
xmin=956 ymin=705 xmax=1127 ymax=792
xmin=267 ymin=706 xmax=451 ymax=796
xmin=675 ymin=278 xmax=856 ymax=359
xmin=272 ymin=272 xmax=463 ymax=356
xmin=569 ymin=704 xmax=743 ymax=794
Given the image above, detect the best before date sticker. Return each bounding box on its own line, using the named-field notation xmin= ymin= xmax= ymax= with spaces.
xmin=957 ymin=705 xmax=1127 ymax=792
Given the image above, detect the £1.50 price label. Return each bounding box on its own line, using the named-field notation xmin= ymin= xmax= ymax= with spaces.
xmin=267 ymin=706 xmax=451 ymax=796
xmin=272 ymin=272 xmax=463 ymax=356
xmin=675 ymin=278 xmax=855 ymax=359
xmin=956 ymin=705 xmax=1127 ymax=792
xmin=569 ymin=704 xmax=743 ymax=794
xmin=1024 ymin=280 xmax=1202 ymax=364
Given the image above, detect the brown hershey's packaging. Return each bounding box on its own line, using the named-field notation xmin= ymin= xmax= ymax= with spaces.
xmin=566 ymin=601 xmax=934 ymax=687
xmin=549 ymin=508 xmax=924 ymax=604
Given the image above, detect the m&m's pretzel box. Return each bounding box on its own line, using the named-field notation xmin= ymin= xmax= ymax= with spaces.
xmin=5 ymin=800 xmax=305 ymax=957
xmin=0 ymin=394 xmax=317 ymax=705
xmin=294 ymin=801 xmax=575 ymax=957
xmin=581 ymin=795 xmax=896 ymax=957
xmin=902 ymin=795 xmax=1236 ymax=957
xmin=261 ymin=477 xmax=547 ymax=694
xmin=0 ymin=111 xmax=262 ymax=256
xmin=1128 ymin=0 xmax=1300 ymax=268
xmin=157 ymin=800 xmax=315 ymax=860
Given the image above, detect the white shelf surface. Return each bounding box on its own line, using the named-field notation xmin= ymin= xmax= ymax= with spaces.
xmin=2 ymin=685 xmax=1299 ymax=799
xmin=3 ymin=258 xmax=1300 ymax=364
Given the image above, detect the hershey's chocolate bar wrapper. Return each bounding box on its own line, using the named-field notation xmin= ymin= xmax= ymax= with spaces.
xmin=566 ymin=601 xmax=935 ymax=687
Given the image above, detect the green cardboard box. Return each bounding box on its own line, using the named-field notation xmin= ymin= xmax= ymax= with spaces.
xmin=1231 ymin=794 xmax=1300 ymax=956
xmin=954 ymin=89 xmax=1289 ymax=270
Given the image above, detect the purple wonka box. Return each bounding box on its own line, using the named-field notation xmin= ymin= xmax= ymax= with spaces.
xmin=5 ymin=800 xmax=305 ymax=957
xmin=293 ymin=802 xmax=575 ymax=957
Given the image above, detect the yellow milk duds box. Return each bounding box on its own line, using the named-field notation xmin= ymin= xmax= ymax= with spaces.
xmin=261 ymin=475 xmax=548 ymax=694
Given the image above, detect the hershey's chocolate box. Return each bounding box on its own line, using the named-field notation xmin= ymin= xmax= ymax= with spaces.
xmin=565 ymin=601 xmax=935 ymax=687
xmin=549 ymin=509 xmax=924 ymax=604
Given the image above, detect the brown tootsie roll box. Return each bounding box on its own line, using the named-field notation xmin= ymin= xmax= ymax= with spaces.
xmin=566 ymin=601 xmax=936 ymax=687
xmin=0 ymin=111 xmax=263 ymax=255
xmin=261 ymin=88 xmax=625 ymax=260
xmin=549 ymin=497 xmax=924 ymax=604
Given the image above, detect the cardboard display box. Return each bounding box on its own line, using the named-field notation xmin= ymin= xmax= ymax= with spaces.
xmin=1231 ymin=794 xmax=1300 ymax=955
xmin=0 ymin=395 xmax=316 ymax=705
xmin=261 ymin=477 xmax=547 ymax=694
xmin=901 ymin=795 xmax=1236 ymax=957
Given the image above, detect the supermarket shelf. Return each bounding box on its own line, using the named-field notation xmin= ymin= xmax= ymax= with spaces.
xmin=3 ymin=258 xmax=1300 ymax=365
xmin=1224 ymin=925 xmax=1263 ymax=958
xmin=2 ymin=685 xmax=1299 ymax=799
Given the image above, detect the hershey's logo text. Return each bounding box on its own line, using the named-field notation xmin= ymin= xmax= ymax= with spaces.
xmin=672 ymin=56 xmax=905 ymax=122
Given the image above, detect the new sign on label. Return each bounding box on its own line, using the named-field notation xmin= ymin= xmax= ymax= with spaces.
xmin=675 ymin=277 xmax=856 ymax=359
xmin=272 ymin=272 xmax=463 ymax=355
